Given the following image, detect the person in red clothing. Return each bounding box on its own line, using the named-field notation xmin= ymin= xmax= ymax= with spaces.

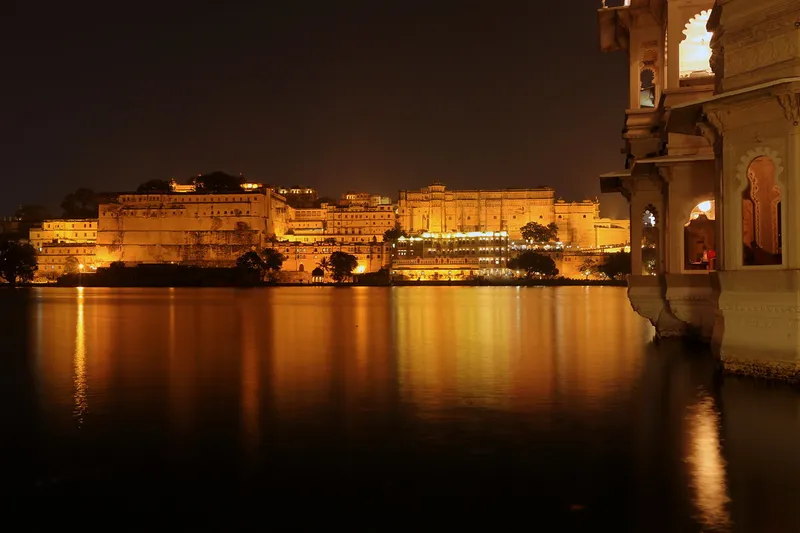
xmin=707 ymin=248 xmax=717 ymax=270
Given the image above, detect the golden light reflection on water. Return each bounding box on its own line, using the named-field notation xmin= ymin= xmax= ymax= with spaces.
xmin=240 ymin=302 xmax=260 ymax=458
xmin=686 ymin=391 xmax=732 ymax=532
xmin=393 ymin=287 xmax=652 ymax=413
xmin=73 ymin=287 xmax=88 ymax=426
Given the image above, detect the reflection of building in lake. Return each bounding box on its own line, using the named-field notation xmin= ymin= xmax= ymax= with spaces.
xmin=391 ymin=231 xmax=511 ymax=280
xmin=596 ymin=0 xmax=800 ymax=378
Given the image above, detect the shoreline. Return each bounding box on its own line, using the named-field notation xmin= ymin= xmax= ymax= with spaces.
xmin=5 ymin=279 xmax=627 ymax=289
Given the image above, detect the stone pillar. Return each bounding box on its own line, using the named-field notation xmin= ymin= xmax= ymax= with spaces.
xmin=629 ymin=201 xmax=644 ymax=275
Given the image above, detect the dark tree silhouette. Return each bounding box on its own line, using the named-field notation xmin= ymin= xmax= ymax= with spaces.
xmin=578 ymin=258 xmax=599 ymax=279
xmin=598 ymin=252 xmax=632 ymax=280
xmin=61 ymin=188 xmax=99 ymax=218
xmin=520 ymin=222 xmax=558 ymax=242
xmin=383 ymin=227 xmax=408 ymax=242
xmin=508 ymin=251 xmax=558 ymax=278
xmin=63 ymin=256 xmax=81 ymax=275
xmin=262 ymin=248 xmax=286 ymax=280
xmin=0 ymin=240 xmax=37 ymax=285
xmin=15 ymin=205 xmax=51 ymax=223
xmin=236 ymin=251 xmax=265 ymax=273
xmin=194 ymin=172 xmax=244 ymax=192
xmin=328 ymin=251 xmax=358 ymax=283
xmin=137 ymin=179 xmax=171 ymax=193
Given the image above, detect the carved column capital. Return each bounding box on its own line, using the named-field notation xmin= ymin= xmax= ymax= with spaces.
xmin=777 ymin=93 xmax=800 ymax=126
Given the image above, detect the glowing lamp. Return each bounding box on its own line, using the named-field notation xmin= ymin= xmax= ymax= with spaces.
xmin=698 ymin=201 xmax=712 ymax=213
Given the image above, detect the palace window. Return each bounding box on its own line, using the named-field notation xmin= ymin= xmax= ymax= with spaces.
xmin=679 ymin=10 xmax=713 ymax=81
xmin=742 ymin=156 xmax=782 ymax=266
xmin=685 ymin=200 xmax=715 ymax=270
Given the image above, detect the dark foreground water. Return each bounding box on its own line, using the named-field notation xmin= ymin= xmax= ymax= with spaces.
xmin=2 ymin=287 xmax=800 ymax=531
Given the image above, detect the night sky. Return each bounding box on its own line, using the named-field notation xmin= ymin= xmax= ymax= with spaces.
xmin=3 ymin=0 xmax=628 ymax=217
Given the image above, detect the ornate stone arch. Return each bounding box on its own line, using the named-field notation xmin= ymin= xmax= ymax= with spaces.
xmin=642 ymin=204 xmax=659 ymax=226
xmin=679 ymin=9 xmax=713 ymax=78
xmin=679 ymin=194 xmax=715 ymax=228
xmin=736 ymin=146 xmax=785 ymax=194
xmin=736 ymin=146 xmax=785 ymax=264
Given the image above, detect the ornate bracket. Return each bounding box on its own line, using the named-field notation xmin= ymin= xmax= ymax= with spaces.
xmin=777 ymin=93 xmax=800 ymax=126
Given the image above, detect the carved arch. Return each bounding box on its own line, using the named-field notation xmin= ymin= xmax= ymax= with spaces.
xmin=679 ymin=10 xmax=713 ymax=79
xmin=642 ymin=204 xmax=659 ymax=226
xmin=736 ymin=147 xmax=785 ymax=265
xmin=735 ymin=147 xmax=785 ymax=193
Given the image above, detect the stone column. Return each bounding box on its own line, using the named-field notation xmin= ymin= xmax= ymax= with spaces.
xmin=630 ymin=200 xmax=644 ymax=275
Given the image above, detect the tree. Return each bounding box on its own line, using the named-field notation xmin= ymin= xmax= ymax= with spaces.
xmin=0 ymin=240 xmax=37 ymax=286
xmin=262 ymin=248 xmax=286 ymax=274
xmin=509 ymin=251 xmax=558 ymax=279
xmin=137 ymin=179 xmax=171 ymax=193
xmin=598 ymin=252 xmax=632 ymax=280
xmin=15 ymin=205 xmax=51 ymax=223
xmin=236 ymin=251 xmax=265 ymax=273
xmin=578 ymin=258 xmax=599 ymax=280
xmin=63 ymin=256 xmax=81 ymax=275
xmin=317 ymin=257 xmax=331 ymax=273
xmin=520 ymin=222 xmax=558 ymax=243
xmin=61 ymin=188 xmax=99 ymax=218
xmin=194 ymin=171 xmax=244 ymax=193
xmin=328 ymin=251 xmax=359 ymax=283
xmin=383 ymin=228 xmax=408 ymax=242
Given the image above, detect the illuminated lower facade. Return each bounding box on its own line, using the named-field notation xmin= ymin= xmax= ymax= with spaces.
xmin=36 ymin=244 xmax=96 ymax=280
xmin=391 ymin=231 xmax=511 ymax=280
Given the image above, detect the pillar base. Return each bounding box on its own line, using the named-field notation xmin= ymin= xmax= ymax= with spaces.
xmin=628 ymin=275 xmax=687 ymax=338
xmin=664 ymin=273 xmax=716 ymax=341
xmin=712 ymin=270 xmax=800 ymax=382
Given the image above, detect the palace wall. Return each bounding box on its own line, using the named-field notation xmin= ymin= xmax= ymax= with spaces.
xmin=397 ymin=183 xmax=610 ymax=247
xmin=95 ymin=190 xmax=286 ymax=266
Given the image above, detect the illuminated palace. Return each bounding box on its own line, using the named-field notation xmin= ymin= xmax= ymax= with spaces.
xmin=95 ymin=184 xmax=288 ymax=266
xmin=397 ymin=182 xmax=629 ymax=248
xmin=284 ymin=193 xmax=396 ymax=244
xmin=29 ymin=219 xmax=98 ymax=279
xmin=598 ymin=0 xmax=800 ymax=379
xmin=392 ymin=231 xmax=511 ymax=280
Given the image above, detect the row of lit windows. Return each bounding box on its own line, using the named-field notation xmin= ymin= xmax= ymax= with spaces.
xmin=104 ymin=210 xmax=253 ymax=217
xmin=43 ymin=223 xmax=97 ymax=230
xmin=120 ymin=195 xmax=257 ymax=203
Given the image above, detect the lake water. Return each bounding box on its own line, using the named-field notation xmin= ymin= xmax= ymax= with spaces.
xmin=3 ymin=286 xmax=800 ymax=531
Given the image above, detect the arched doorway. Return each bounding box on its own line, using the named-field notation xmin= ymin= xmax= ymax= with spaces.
xmin=685 ymin=200 xmax=716 ymax=270
xmin=742 ymin=156 xmax=782 ymax=266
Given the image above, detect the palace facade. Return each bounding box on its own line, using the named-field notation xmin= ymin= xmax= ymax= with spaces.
xmin=284 ymin=192 xmax=396 ymax=244
xmin=397 ymin=182 xmax=628 ymax=248
xmin=597 ymin=0 xmax=800 ymax=379
xmin=95 ymin=187 xmax=288 ymax=266
xmin=29 ymin=219 xmax=98 ymax=279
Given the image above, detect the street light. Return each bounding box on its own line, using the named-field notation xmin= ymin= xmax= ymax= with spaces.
xmin=78 ymin=263 xmax=84 ymax=287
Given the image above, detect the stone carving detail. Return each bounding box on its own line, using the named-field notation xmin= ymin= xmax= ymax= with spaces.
xmin=777 ymin=93 xmax=800 ymax=125
xmin=725 ymin=32 xmax=798 ymax=78
xmin=735 ymin=147 xmax=784 ymax=192
xmin=726 ymin=17 xmax=796 ymax=49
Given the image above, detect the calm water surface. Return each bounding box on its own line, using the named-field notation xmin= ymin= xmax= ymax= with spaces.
xmin=3 ymin=287 xmax=800 ymax=531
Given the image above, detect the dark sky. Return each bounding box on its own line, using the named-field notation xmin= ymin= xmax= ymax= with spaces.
xmin=2 ymin=0 xmax=629 ymax=217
